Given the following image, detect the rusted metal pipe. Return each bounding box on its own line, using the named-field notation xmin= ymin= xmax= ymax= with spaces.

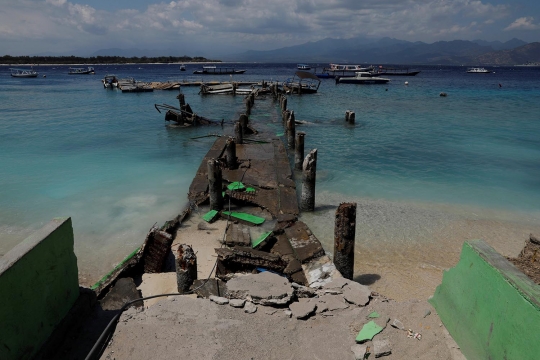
xmin=301 ymin=149 xmax=317 ymax=212
xmin=333 ymin=202 xmax=357 ymax=280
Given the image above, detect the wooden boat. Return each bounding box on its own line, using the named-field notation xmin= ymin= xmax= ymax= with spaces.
xmin=10 ymin=68 xmax=38 ymax=78
xmin=316 ymin=64 xmax=374 ymax=78
xmin=199 ymin=83 xmax=253 ymax=95
xmin=297 ymin=64 xmax=311 ymax=70
xmin=282 ymin=71 xmax=321 ymax=94
xmin=68 ymin=67 xmax=95 ymax=75
xmin=102 ymin=75 xmax=118 ymax=88
xmin=336 ymin=72 xmax=390 ymax=84
xmin=193 ymin=66 xmax=246 ymax=75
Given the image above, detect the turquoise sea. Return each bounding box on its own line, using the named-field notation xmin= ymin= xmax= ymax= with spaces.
xmin=1 ymin=63 xmax=540 ymax=285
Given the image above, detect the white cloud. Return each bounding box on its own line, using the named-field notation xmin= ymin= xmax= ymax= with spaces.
xmin=504 ymin=17 xmax=539 ymax=31
xmin=0 ymin=0 xmax=529 ymax=55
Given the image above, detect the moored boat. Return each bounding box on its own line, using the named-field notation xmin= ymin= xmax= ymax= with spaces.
xmin=372 ymin=67 xmax=420 ymax=76
xmin=282 ymin=71 xmax=321 ymax=94
xmin=10 ymin=68 xmax=38 ymax=78
xmin=68 ymin=67 xmax=95 ymax=75
xmin=467 ymin=67 xmax=491 ymax=73
xmin=180 ymin=64 xmax=186 ymax=71
xmin=336 ymin=72 xmax=390 ymax=84
xmin=193 ymin=66 xmax=246 ymax=75
xmin=315 ymin=63 xmax=374 ymax=78
xmin=102 ymin=75 xmax=118 ymax=88
xmin=297 ymin=64 xmax=311 ymax=70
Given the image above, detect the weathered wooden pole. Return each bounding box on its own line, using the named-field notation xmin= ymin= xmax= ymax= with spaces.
xmin=295 ymin=132 xmax=305 ymax=171
xmin=176 ymin=244 xmax=197 ymax=293
xmin=333 ymin=203 xmax=357 ymax=280
xmin=301 ymin=149 xmax=317 ymax=212
xmin=177 ymin=93 xmax=185 ymax=108
xmin=239 ymin=114 xmax=249 ymax=134
xmin=345 ymin=110 xmax=351 ymax=122
xmin=207 ymin=158 xmax=223 ymax=210
xmin=225 ymin=137 xmax=237 ymax=169
xmin=234 ymin=121 xmax=243 ymax=144
xmin=348 ymin=111 xmax=355 ymax=125
xmin=245 ymin=98 xmax=252 ymax=115
xmin=281 ymin=97 xmax=287 ymax=112
xmin=287 ymin=111 xmax=295 ymax=149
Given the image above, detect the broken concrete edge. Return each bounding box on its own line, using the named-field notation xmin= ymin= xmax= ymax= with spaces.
xmin=91 ymin=202 xmax=194 ymax=297
xmin=252 ymin=231 xmax=273 ymax=248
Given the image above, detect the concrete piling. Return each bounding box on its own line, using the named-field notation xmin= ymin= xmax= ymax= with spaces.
xmin=287 ymin=111 xmax=295 ymax=149
xmin=333 ymin=202 xmax=357 ymax=280
xmin=207 ymin=158 xmax=223 ymax=211
xmin=234 ymin=121 xmax=243 ymax=144
xmin=345 ymin=110 xmax=356 ymax=124
xmin=176 ymin=244 xmax=197 ymax=293
xmin=301 ymin=149 xmax=317 ymax=212
xmin=295 ymin=132 xmax=305 ymax=171
xmin=281 ymin=97 xmax=287 ymax=112
xmin=177 ymin=93 xmax=185 ymax=108
xmin=225 ymin=137 xmax=238 ymax=169
xmin=246 ymin=98 xmax=252 ymax=115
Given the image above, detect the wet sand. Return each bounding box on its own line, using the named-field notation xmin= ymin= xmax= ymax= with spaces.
xmin=300 ymin=191 xmax=540 ymax=301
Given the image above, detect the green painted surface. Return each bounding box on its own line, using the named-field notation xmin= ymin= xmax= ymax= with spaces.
xmin=430 ymin=240 xmax=540 ymax=360
xmin=246 ymin=187 xmax=256 ymax=193
xmin=0 ymin=218 xmax=79 ymax=360
xmin=221 ymin=211 xmax=265 ymax=225
xmin=355 ymin=320 xmax=384 ymax=343
xmin=252 ymin=231 xmax=272 ymax=248
xmin=227 ymin=181 xmax=245 ymax=191
xmin=202 ymin=209 xmax=219 ymax=223
xmin=368 ymin=311 xmax=380 ymax=318
xmin=90 ymin=245 xmax=140 ymax=291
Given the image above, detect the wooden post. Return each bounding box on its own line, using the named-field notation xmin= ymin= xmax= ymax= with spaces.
xmin=176 ymin=244 xmax=197 ymax=293
xmin=225 ymin=137 xmax=237 ymax=169
xmin=333 ymin=203 xmax=357 ymax=280
xmin=177 ymin=93 xmax=185 ymax=107
xmin=348 ymin=111 xmax=355 ymax=125
xmin=234 ymin=121 xmax=243 ymax=144
xmin=345 ymin=110 xmax=350 ymax=122
xmin=246 ymin=99 xmax=252 ymax=115
xmin=281 ymin=97 xmax=287 ymax=112
xmin=207 ymin=159 xmax=223 ymax=211
xmin=239 ymin=114 xmax=249 ymax=135
xmin=282 ymin=110 xmax=290 ymax=125
xmin=295 ymin=132 xmax=305 ymax=171
xmin=287 ymin=111 xmax=295 ymax=149
xmin=301 ymin=149 xmax=317 ymax=212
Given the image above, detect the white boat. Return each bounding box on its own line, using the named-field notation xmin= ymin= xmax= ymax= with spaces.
xmin=10 ymin=68 xmax=38 ymax=78
xmin=199 ymin=83 xmax=254 ymax=95
xmin=180 ymin=64 xmax=186 ymax=71
xmin=297 ymin=64 xmax=311 ymax=70
xmin=329 ymin=63 xmax=374 ymax=72
xmin=467 ymin=67 xmax=491 ymax=73
xmin=68 ymin=67 xmax=95 ymax=75
xmin=102 ymin=75 xmax=118 ymax=88
xmin=336 ymin=72 xmax=390 ymax=84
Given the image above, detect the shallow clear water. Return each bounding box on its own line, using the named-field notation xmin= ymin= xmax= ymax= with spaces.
xmin=1 ymin=63 xmax=540 ymax=284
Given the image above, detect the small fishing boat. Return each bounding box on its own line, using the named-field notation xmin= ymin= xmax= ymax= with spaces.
xmin=193 ymin=66 xmax=246 ymax=75
xmin=10 ymin=68 xmax=38 ymax=78
xmin=102 ymin=75 xmax=118 ymax=88
xmin=68 ymin=67 xmax=95 ymax=75
xmin=315 ymin=64 xmax=374 ymax=78
xmin=282 ymin=71 xmax=321 ymax=94
xmin=297 ymin=64 xmax=311 ymax=70
xmin=180 ymin=64 xmax=186 ymax=71
xmin=467 ymin=67 xmax=490 ymax=73
xmin=336 ymin=72 xmax=390 ymax=84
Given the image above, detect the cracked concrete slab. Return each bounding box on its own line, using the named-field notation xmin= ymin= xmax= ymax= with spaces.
xmin=226 ymin=272 xmax=294 ymax=306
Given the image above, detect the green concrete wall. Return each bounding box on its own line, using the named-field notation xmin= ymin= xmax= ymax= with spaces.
xmin=430 ymin=240 xmax=540 ymax=360
xmin=0 ymin=217 xmax=79 ymax=360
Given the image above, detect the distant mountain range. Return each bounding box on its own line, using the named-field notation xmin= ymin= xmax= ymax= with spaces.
xmin=222 ymin=37 xmax=540 ymax=65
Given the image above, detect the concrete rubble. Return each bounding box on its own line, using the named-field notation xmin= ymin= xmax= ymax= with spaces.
xmin=373 ymin=337 xmax=392 ymax=357
xmin=209 ymin=295 xmax=229 ymax=305
xmin=343 ymin=281 xmax=372 ymax=306
xmin=243 ymin=301 xmax=257 ymax=313
xmin=226 ymin=272 xmax=294 ymax=306
xmin=228 ymin=299 xmax=245 ymax=308
xmin=289 ymin=298 xmax=317 ymax=319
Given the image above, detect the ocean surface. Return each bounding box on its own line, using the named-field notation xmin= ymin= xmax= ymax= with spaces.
xmin=1 ymin=63 xmax=540 ymax=285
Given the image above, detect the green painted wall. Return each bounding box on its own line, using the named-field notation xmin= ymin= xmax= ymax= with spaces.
xmin=0 ymin=217 xmax=79 ymax=360
xmin=430 ymin=240 xmax=540 ymax=360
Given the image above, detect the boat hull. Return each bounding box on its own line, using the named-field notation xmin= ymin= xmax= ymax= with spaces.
xmin=193 ymin=69 xmax=246 ymax=75
xmin=11 ymin=74 xmax=38 ymax=78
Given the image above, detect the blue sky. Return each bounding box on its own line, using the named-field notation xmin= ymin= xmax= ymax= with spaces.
xmin=0 ymin=0 xmax=539 ymax=56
